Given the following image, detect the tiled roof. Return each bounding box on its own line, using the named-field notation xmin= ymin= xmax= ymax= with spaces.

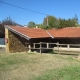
xmin=48 ymin=27 xmax=80 ymax=38
xmin=5 ymin=26 xmax=80 ymax=39
xmin=6 ymin=26 xmax=50 ymax=38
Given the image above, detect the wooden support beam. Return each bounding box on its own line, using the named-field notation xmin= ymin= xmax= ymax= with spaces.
xmin=28 ymin=44 xmax=31 ymax=53
xmin=47 ymin=43 xmax=49 ymax=48
xmin=25 ymin=42 xmax=28 ymax=52
xmin=34 ymin=43 xmax=35 ymax=49
xmin=5 ymin=28 xmax=9 ymax=53
xmin=40 ymin=42 xmax=42 ymax=54
xmin=67 ymin=44 xmax=70 ymax=51
xmin=57 ymin=42 xmax=59 ymax=54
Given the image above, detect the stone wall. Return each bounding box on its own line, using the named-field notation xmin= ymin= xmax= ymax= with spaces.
xmin=8 ymin=31 xmax=28 ymax=53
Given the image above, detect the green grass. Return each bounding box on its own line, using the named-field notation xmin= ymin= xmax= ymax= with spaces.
xmin=33 ymin=66 xmax=80 ymax=80
xmin=0 ymin=52 xmax=80 ymax=80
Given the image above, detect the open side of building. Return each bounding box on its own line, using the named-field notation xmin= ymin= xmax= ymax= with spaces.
xmin=5 ymin=25 xmax=51 ymax=53
xmin=5 ymin=25 xmax=80 ymax=53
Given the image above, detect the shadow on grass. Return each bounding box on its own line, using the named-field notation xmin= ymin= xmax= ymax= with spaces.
xmin=48 ymin=51 xmax=57 ymax=54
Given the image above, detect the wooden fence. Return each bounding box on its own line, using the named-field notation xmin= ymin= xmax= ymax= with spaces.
xmin=0 ymin=45 xmax=6 ymax=48
xmin=26 ymin=42 xmax=80 ymax=54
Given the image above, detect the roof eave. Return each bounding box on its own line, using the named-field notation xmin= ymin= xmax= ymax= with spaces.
xmin=4 ymin=25 xmax=31 ymax=40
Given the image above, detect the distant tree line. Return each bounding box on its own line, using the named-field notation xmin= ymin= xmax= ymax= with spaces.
xmin=0 ymin=15 xmax=79 ymax=38
xmin=0 ymin=17 xmax=22 ymax=38
xmin=43 ymin=14 xmax=78 ymax=29
xmin=28 ymin=14 xmax=79 ymax=29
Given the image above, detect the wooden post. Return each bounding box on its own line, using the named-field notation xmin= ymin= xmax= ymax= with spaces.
xmin=5 ymin=28 xmax=9 ymax=53
xmin=25 ymin=42 xmax=28 ymax=52
xmin=57 ymin=42 xmax=59 ymax=54
xmin=67 ymin=44 xmax=70 ymax=51
xmin=47 ymin=43 xmax=49 ymax=48
xmin=28 ymin=44 xmax=31 ymax=53
xmin=40 ymin=42 xmax=42 ymax=54
xmin=34 ymin=43 xmax=35 ymax=49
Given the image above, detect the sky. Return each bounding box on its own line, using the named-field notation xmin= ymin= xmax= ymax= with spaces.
xmin=0 ymin=0 xmax=80 ymax=25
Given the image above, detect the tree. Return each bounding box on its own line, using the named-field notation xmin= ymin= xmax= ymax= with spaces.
xmin=72 ymin=14 xmax=78 ymax=26
xmin=57 ymin=15 xmax=79 ymax=28
xmin=28 ymin=21 xmax=36 ymax=28
xmin=43 ymin=16 xmax=59 ymax=28
xmin=43 ymin=15 xmax=79 ymax=29
xmin=58 ymin=18 xmax=66 ymax=28
xmin=0 ymin=17 xmax=22 ymax=38
xmin=2 ymin=17 xmax=16 ymax=25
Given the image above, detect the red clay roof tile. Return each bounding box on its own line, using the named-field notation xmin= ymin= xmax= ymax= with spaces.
xmin=8 ymin=26 xmax=50 ymax=38
xmin=48 ymin=27 xmax=80 ymax=38
xmin=6 ymin=26 xmax=80 ymax=39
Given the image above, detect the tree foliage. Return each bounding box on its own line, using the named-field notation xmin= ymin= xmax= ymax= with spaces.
xmin=1 ymin=17 xmax=17 ymax=25
xmin=58 ymin=18 xmax=78 ymax=28
xmin=42 ymin=15 xmax=79 ymax=29
xmin=43 ymin=16 xmax=59 ymax=28
xmin=28 ymin=21 xmax=36 ymax=28
xmin=0 ymin=17 xmax=22 ymax=38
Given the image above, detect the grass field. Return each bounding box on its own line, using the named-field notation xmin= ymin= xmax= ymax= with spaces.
xmin=0 ymin=52 xmax=80 ymax=80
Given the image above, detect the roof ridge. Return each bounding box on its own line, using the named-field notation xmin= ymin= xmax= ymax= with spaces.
xmin=46 ymin=30 xmax=54 ymax=38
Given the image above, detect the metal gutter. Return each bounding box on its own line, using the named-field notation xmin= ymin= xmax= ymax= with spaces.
xmin=4 ymin=25 xmax=31 ymax=40
xmin=46 ymin=30 xmax=54 ymax=38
